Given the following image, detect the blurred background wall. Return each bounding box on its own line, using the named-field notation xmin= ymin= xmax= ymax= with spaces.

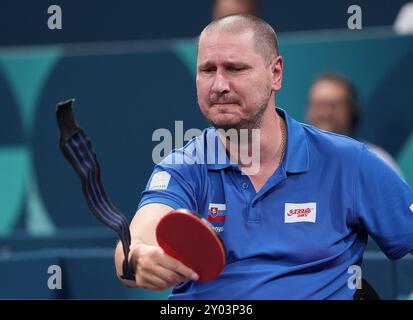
xmin=0 ymin=0 xmax=412 ymax=299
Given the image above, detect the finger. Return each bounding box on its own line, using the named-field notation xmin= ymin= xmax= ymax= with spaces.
xmin=152 ymin=264 xmax=188 ymax=285
xmin=159 ymin=255 xmax=199 ymax=281
xmin=140 ymin=273 xmax=171 ymax=290
xmin=136 ymin=273 xmax=164 ymax=290
xmin=136 ymin=279 xmax=163 ymax=291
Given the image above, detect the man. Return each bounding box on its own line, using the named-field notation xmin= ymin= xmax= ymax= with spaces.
xmin=115 ymin=14 xmax=413 ymax=299
xmin=306 ymin=73 xmax=402 ymax=175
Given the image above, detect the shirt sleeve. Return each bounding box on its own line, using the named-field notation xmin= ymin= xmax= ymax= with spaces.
xmin=137 ymin=150 xmax=201 ymax=213
xmin=354 ymin=144 xmax=413 ymax=260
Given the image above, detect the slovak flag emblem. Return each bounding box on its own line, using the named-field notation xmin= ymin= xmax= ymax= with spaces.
xmin=208 ymin=203 xmax=226 ymax=223
xmin=210 ymin=207 xmax=219 ymax=218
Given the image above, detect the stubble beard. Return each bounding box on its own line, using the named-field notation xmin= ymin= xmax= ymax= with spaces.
xmin=201 ymin=85 xmax=273 ymax=133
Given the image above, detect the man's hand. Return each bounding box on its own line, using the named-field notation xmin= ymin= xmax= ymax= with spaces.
xmin=114 ymin=203 xmax=199 ymax=290
xmin=129 ymin=243 xmax=199 ymax=291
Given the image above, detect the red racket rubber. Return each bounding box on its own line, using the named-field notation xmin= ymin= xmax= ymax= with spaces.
xmin=156 ymin=209 xmax=226 ymax=282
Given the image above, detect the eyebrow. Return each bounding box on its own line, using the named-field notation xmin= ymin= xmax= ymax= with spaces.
xmin=198 ymin=62 xmax=215 ymax=70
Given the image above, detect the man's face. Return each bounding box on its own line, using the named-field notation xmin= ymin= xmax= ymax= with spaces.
xmin=306 ymin=80 xmax=353 ymax=135
xmin=196 ymin=30 xmax=280 ymax=131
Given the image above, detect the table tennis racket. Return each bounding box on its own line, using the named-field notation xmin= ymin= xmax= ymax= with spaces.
xmin=156 ymin=209 xmax=226 ymax=282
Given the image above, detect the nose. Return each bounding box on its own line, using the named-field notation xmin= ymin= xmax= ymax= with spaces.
xmin=211 ymin=71 xmax=230 ymax=96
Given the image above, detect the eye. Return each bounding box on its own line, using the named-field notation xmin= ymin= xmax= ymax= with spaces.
xmin=200 ymin=67 xmax=216 ymax=73
xmin=228 ymin=65 xmax=247 ymax=72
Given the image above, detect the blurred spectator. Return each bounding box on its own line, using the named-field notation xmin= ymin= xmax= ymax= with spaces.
xmin=306 ymin=73 xmax=402 ymax=175
xmin=394 ymin=2 xmax=413 ymax=34
xmin=213 ymin=0 xmax=258 ymax=19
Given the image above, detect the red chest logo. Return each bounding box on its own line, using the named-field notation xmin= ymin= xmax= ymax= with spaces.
xmin=284 ymin=202 xmax=317 ymax=223
xmin=287 ymin=208 xmax=312 ymax=217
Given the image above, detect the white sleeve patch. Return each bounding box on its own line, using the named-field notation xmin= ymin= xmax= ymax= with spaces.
xmin=149 ymin=171 xmax=171 ymax=190
xmin=410 ymin=203 xmax=413 ymax=213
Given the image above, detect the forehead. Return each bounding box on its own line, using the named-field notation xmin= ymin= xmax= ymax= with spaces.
xmin=197 ymin=30 xmax=260 ymax=64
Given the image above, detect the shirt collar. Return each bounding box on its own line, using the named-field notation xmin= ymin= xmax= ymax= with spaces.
xmin=205 ymin=107 xmax=309 ymax=174
xmin=277 ymin=107 xmax=309 ymax=174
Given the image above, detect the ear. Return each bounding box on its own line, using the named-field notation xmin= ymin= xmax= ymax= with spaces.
xmin=271 ymin=55 xmax=283 ymax=92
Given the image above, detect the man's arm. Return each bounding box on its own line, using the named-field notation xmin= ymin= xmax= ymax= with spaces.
xmin=114 ymin=203 xmax=171 ymax=286
xmin=115 ymin=203 xmax=199 ymax=289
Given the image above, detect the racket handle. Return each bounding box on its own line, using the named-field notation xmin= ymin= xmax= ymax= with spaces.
xmin=120 ymin=257 xmax=136 ymax=281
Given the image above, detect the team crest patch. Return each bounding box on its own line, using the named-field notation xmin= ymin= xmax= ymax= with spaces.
xmin=208 ymin=203 xmax=226 ymax=232
xmin=149 ymin=171 xmax=171 ymax=190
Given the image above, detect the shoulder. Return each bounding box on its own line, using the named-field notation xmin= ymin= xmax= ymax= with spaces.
xmin=298 ymin=124 xmax=400 ymax=183
xmin=157 ymin=127 xmax=213 ymax=170
xmin=364 ymin=142 xmax=402 ymax=175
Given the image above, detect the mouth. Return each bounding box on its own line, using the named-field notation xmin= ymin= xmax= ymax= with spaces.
xmin=211 ymin=103 xmax=239 ymax=108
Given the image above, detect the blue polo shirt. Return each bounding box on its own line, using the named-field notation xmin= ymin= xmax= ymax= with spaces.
xmin=138 ymin=108 xmax=413 ymax=300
